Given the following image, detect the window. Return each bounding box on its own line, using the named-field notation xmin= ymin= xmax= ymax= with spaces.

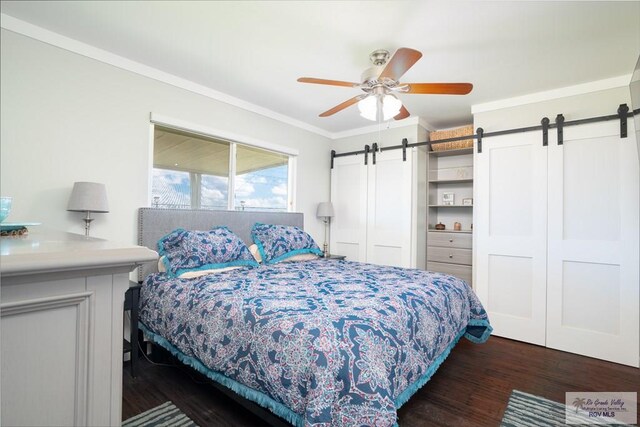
xmin=235 ymin=145 xmax=289 ymax=211
xmin=151 ymin=126 xmax=292 ymax=212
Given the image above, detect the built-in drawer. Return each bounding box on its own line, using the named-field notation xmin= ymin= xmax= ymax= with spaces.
xmin=427 ymin=246 xmax=472 ymax=265
xmin=427 ymin=232 xmax=472 ymax=249
xmin=427 ymin=261 xmax=472 ymax=285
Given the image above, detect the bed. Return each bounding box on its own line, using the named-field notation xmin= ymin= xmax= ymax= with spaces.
xmin=137 ymin=208 xmax=492 ymax=427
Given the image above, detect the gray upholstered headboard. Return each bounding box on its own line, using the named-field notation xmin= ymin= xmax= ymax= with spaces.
xmin=138 ymin=208 xmax=304 ymax=280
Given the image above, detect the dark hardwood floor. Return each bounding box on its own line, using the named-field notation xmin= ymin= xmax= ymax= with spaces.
xmin=122 ymin=336 xmax=639 ymax=426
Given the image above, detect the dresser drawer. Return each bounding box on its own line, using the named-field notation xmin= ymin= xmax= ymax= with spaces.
xmin=427 ymin=262 xmax=472 ymax=285
xmin=427 ymin=232 xmax=472 ymax=249
xmin=427 ymin=246 xmax=472 ymax=265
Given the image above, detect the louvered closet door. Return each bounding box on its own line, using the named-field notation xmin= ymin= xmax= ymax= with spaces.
xmin=546 ymin=120 xmax=639 ymax=367
xmin=366 ymin=149 xmax=413 ymax=267
xmin=475 ymin=132 xmax=548 ymax=345
xmin=330 ymin=155 xmax=368 ymax=262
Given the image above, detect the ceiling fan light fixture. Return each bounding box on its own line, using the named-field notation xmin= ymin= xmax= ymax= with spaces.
xmin=358 ymin=94 xmax=402 ymax=122
xmin=358 ymin=95 xmax=378 ymax=121
xmin=382 ymin=94 xmax=402 ymax=120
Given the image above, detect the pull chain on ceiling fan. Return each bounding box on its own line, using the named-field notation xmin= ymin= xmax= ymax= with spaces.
xmin=297 ymin=47 xmax=473 ymax=121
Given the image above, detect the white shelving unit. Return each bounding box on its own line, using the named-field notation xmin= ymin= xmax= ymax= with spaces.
xmin=426 ymin=146 xmax=473 ymax=285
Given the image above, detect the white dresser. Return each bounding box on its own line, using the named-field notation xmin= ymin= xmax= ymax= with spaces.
xmin=0 ymin=230 xmax=157 ymax=426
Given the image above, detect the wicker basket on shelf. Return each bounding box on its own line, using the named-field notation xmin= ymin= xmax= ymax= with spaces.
xmin=429 ymin=124 xmax=474 ymax=151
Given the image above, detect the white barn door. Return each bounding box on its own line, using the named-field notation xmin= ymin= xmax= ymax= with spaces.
xmin=546 ymin=120 xmax=639 ymax=367
xmin=366 ymin=149 xmax=414 ymax=267
xmin=330 ymin=155 xmax=368 ymax=261
xmin=475 ymin=133 xmax=548 ymax=345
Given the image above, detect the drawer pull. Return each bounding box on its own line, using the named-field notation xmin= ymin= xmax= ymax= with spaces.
xmin=449 ymin=239 xmax=454 ymax=243
xmin=449 ymin=254 xmax=453 ymax=258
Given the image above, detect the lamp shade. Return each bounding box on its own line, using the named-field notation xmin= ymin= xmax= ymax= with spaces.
xmin=316 ymin=202 xmax=334 ymax=218
xmin=358 ymin=95 xmax=378 ymax=121
xmin=67 ymin=182 xmax=109 ymax=213
xmin=382 ymin=94 xmax=402 ymax=120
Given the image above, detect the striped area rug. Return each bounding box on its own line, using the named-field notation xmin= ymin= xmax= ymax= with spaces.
xmin=123 ymin=401 xmax=199 ymax=427
xmin=501 ymin=390 xmax=606 ymax=426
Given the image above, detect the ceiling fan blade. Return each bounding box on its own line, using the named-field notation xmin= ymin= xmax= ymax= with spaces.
xmin=379 ymin=48 xmax=423 ymax=81
xmin=298 ymin=77 xmax=360 ymax=88
xmin=319 ymin=95 xmax=364 ymax=117
xmin=394 ymin=105 xmax=410 ymax=120
xmin=404 ymin=83 xmax=473 ymax=95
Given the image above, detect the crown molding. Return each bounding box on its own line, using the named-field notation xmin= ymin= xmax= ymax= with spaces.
xmin=471 ymin=74 xmax=632 ymax=114
xmin=1 ymin=13 xmax=335 ymax=139
xmin=417 ymin=117 xmax=436 ymax=132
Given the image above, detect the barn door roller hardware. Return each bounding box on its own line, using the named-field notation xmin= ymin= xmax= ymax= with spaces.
xmin=372 ymin=143 xmax=378 ymax=165
xmin=618 ymin=104 xmax=629 ymax=138
xmin=555 ymin=114 xmax=565 ymax=145
xmin=541 ymin=117 xmax=549 ymax=146
xmin=330 ymin=103 xmax=636 ymax=161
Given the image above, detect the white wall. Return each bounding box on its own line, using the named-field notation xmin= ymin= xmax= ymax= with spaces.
xmin=0 ymin=30 xmax=332 ymax=245
xmin=473 ymin=86 xmax=632 ymax=130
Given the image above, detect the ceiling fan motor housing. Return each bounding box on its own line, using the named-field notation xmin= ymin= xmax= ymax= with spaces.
xmin=360 ymin=49 xmax=390 ymax=84
xmin=360 ymin=66 xmax=385 ymax=85
xmin=369 ymin=49 xmax=390 ymax=66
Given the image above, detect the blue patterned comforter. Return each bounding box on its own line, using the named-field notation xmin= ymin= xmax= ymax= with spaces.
xmin=139 ymin=260 xmax=491 ymax=426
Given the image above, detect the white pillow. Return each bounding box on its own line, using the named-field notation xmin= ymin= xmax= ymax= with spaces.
xmin=158 ymin=255 xmax=242 ymax=278
xmin=249 ymin=244 xmax=262 ymax=263
xmin=178 ymin=266 xmax=242 ymax=279
xmin=248 ymin=244 xmax=319 ymax=263
xmin=158 ymin=256 xmax=167 ymax=272
xmin=282 ymin=253 xmax=321 ymax=262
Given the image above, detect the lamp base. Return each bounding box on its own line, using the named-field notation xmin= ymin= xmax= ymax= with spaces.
xmin=323 ymin=242 xmax=330 ymax=258
xmin=83 ymin=212 xmax=94 ymax=237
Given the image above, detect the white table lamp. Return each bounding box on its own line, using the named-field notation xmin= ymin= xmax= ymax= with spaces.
xmin=316 ymin=202 xmax=334 ymax=257
xmin=68 ymin=182 xmax=109 ymax=236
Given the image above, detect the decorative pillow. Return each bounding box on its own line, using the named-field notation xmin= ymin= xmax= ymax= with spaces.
xmin=157 ymin=228 xmax=188 ymax=256
xmin=251 ymin=223 xmax=323 ymax=264
xmin=163 ymin=227 xmax=258 ymax=278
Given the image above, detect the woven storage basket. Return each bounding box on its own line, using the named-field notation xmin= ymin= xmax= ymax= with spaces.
xmin=430 ymin=125 xmax=474 ymax=151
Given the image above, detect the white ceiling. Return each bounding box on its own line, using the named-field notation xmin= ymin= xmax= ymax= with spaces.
xmin=2 ymin=1 xmax=639 ymax=136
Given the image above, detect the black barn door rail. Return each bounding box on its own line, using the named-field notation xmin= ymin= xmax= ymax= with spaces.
xmin=330 ymin=104 xmax=637 ymax=167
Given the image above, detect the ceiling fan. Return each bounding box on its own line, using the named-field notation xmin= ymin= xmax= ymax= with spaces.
xmin=297 ymin=48 xmax=473 ymax=121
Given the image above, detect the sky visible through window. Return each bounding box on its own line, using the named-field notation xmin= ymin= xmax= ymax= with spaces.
xmin=152 ymin=164 xmax=288 ymax=211
xmin=234 ymin=164 xmax=288 ymax=211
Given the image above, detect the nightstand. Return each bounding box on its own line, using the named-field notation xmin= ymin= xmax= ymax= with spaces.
xmin=124 ymin=281 xmax=142 ymax=377
xmin=322 ymin=254 xmax=346 ymax=260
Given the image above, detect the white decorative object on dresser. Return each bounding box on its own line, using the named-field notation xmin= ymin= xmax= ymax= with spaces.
xmin=475 ymin=115 xmax=639 ymax=367
xmin=426 ymin=135 xmax=474 ymax=286
xmin=0 ymin=230 xmax=157 ymax=426
xmin=330 ymin=146 xmax=427 ymax=268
